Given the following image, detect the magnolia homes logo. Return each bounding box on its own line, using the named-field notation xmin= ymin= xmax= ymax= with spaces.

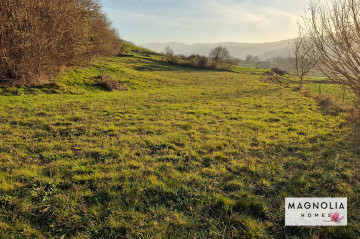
xmin=285 ymin=198 xmax=347 ymax=226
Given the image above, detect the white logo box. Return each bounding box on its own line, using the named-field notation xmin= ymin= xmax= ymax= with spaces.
xmin=285 ymin=198 xmax=347 ymax=226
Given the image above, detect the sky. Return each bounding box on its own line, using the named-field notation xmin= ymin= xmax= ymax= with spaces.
xmin=99 ymin=0 xmax=310 ymax=45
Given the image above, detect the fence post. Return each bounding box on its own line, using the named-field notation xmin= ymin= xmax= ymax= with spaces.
xmin=319 ymin=84 xmax=322 ymax=95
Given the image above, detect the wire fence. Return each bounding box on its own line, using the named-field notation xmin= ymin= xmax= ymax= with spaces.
xmin=302 ymin=80 xmax=354 ymax=105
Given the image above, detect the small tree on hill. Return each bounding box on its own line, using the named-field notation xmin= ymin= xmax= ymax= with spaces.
xmin=209 ymin=46 xmax=231 ymax=62
xmin=164 ymin=46 xmax=174 ymax=62
xmin=245 ymin=54 xmax=254 ymax=63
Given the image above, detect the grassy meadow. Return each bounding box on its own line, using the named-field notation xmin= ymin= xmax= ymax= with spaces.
xmin=0 ymin=44 xmax=359 ymax=238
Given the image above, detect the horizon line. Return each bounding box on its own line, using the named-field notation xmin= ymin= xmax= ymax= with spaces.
xmin=139 ymin=38 xmax=294 ymax=46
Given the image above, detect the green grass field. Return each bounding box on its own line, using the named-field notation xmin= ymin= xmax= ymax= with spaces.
xmin=289 ymin=76 xmax=356 ymax=106
xmin=0 ymin=45 xmax=359 ymax=238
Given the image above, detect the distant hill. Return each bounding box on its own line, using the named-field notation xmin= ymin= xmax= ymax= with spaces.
xmin=142 ymin=39 xmax=293 ymax=60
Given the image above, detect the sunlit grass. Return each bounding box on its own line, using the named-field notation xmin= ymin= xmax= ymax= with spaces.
xmin=0 ymin=46 xmax=359 ymax=238
xmin=291 ymin=76 xmax=356 ymax=105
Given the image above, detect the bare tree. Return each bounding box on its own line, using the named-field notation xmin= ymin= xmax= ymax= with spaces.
xmin=163 ymin=46 xmax=174 ymax=62
xmin=209 ymin=46 xmax=231 ymax=62
xmin=245 ymin=54 xmax=254 ymax=63
xmin=0 ymin=0 xmax=121 ymax=85
xmin=290 ymin=36 xmax=316 ymax=88
xmin=300 ymin=0 xmax=360 ymax=101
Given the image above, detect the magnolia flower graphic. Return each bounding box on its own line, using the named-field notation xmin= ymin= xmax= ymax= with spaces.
xmin=331 ymin=212 xmax=344 ymax=224
xmin=325 ymin=211 xmax=344 ymax=224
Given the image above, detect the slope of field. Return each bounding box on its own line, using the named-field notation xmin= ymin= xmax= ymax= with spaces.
xmin=0 ymin=45 xmax=359 ymax=238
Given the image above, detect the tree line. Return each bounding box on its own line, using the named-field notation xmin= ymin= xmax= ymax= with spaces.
xmin=163 ymin=45 xmax=297 ymax=73
xmin=0 ymin=0 xmax=121 ymax=85
xmin=163 ymin=46 xmax=236 ymax=71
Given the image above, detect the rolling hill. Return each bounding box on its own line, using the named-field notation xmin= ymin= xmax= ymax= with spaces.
xmin=142 ymin=39 xmax=293 ymax=60
xmin=0 ymin=42 xmax=358 ymax=238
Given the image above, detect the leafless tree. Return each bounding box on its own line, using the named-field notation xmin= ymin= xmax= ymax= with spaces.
xmin=0 ymin=0 xmax=121 ymax=85
xmin=290 ymin=36 xmax=317 ymax=88
xmin=209 ymin=46 xmax=231 ymax=62
xmin=163 ymin=46 xmax=174 ymax=61
xmin=245 ymin=54 xmax=254 ymax=63
xmin=300 ymin=0 xmax=360 ymax=101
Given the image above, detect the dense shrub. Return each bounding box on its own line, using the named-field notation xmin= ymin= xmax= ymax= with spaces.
xmin=0 ymin=0 xmax=121 ymax=85
xmin=164 ymin=54 xmax=234 ymax=71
